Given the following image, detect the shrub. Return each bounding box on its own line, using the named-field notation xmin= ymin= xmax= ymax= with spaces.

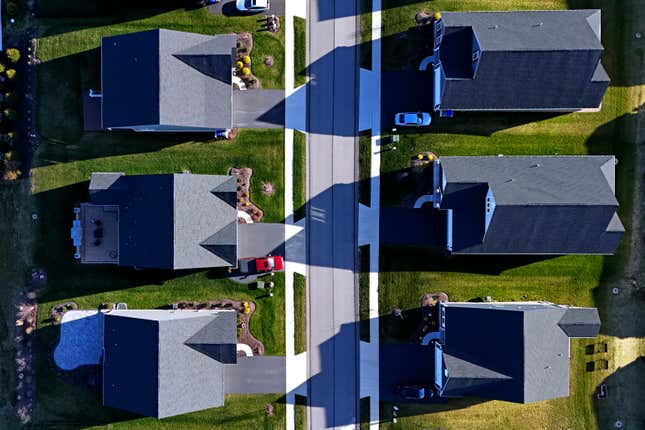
xmin=5 ymin=69 xmax=16 ymax=80
xmin=5 ymin=150 xmax=20 ymax=161
xmin=242 ymin=67 xmax=250 ymax=76
xmin=242 ymin=55 xmax=251 ymax=65
xmin=5 ymin=48 xmax=20 ymax=64
xmin=7 ymin=131 xmax=19 ymax=142
xmin=5 ymin=1 xmax=19 ymax=17
xmin=235 ymin=60 xmax=243 ymax=70
xmin=0 ymin=63 xmax=5 ymax=74
xmin=3 ymin=108 xmax=17 ymax=120
xmin=4 ymin=92 xmax=18 ymax=105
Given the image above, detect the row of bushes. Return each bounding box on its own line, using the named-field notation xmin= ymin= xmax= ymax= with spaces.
xmin=0 ymin=47 xmax=23 ymax=179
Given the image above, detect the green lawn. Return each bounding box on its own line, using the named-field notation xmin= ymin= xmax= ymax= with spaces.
xmin=358 ymin=132 xmax=371 ymax=206
xmin=293 ymin=130 xmax=306 ymax=221
xmin=295 ymin=395 xmax=307 ymax=430
xmin=36 ymin=6 xmax=285 ymax=147
xmin=294 ymin=17 xmax=307 ymax=87
xmin=294 ymin=273 xmax=307 ymax=354
xmin=378 ymin=0 xmax=643 ymax=429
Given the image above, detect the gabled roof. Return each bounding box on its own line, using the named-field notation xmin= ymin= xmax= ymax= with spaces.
xmin=437 ymin=10 xmax=609 ymax=110
xmin=103 ymin=310 xmax=237 ymax=419
xmin=441 ymin=156 xmax=618 ymax=206
xmin=439 ymin=156 xmax=624 ymax=254
xmin=442 ymin=302 xmax=601 ymax=403
xmin=102 ymin=29 xmax=236 ymax=130
xmin=442 ymin=10 xmax=603 ymax=52
xmin=89 ymin=173 xmax=238 ymax=269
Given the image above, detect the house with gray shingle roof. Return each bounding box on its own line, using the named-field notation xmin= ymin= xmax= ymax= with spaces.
xmin=436 ymin=155 xmax=624 ymax=254
xmin=101 ymin=29 xmax=236 ymax=131
xmin=423 ymin=10 xmax=609 ymax=112
xmin=432 ymin=302 xmax=600 ymax=403
xmin=102 ymin=310 xmax=237 ymax=418
xmin=75 ymin=172 xmax=238 ymax=269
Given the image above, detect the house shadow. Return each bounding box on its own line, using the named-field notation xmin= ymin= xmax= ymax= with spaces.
xmin=36 ymin=0 xmax=207 ymax=37
xmin=34 ymin=48 xmax=215 ymax=169
xmin=592 ymin=356 xmax=645 ymax=429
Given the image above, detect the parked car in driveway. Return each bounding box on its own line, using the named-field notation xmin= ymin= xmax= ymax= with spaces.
xmin=239 ymin=255 xmax=284 ymax=274
xmin=397 ymin=385 xmax=431 ymax=400
xmin=394 ymin=112 xmax=431 ymax=127
xmin=236 ymin=0 xmax=269 ymax=12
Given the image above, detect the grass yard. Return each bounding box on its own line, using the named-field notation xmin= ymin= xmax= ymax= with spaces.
xmin=378 ymin=0 xmax=644 ymax=429
xmin=295 ymin=395 xmax=307 ymax=430
xmin=294 ymin=17 xmax=307 ymax=87
xmin=294 ymin=273 xmax=307 ymax=354
xmin=36 ymin=5 xmax=285 ymax=147
xmin=293 ymin=130 xmax=306 ymax=221
xmin=358 ymin=131 xmax=371 ymax=205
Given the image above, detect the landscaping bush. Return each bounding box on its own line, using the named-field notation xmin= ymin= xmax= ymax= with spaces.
xmin=5 ymin=150 xmax=20 ymax=161
xmin=5 ymin=48 xmax=21 ymax=64
xmin=3 ymin=108 xmax=17 ymax=120
xmin=5 ymin=1 xmax=19 ymax=17
xmin=5 ymin=69 xmax=16 ymax=80
xmin=4 ymin=92 xmax=18 ymax=105
xmin=235 ymin=60 xmax=244 ymax=69
xmin=242 ymin=67 xmax=250 ymax=76
xmin=0 ymin=63 xmax=5 ymax=74
xmin=243 ymin=55 xmax=251 ymax=65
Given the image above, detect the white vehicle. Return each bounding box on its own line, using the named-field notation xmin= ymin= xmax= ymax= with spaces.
xmin=395 ymin=112 xmax=432 ymax=127
xmin=236 ymin=0 xmax=269 ymax=12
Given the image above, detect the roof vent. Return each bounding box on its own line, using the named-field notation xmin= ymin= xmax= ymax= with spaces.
xmin=505 ymin=178 xmax=514 ymax=183
xmin=531 ymin=163 xmax=541 ymax=168
xmin=533 ymin=22 xmax=543 ymax=27
xmin=488 ymin=25 xmax=499 ymax=30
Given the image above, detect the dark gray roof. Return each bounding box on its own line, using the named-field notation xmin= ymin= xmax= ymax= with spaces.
xmin=442 ymin=302 xmax=600 ymax=403
xmin=438 ymin=10 xmax=609 ymax=110
xmin=90 ymin=173 xmax=238 ymax=269
xmin=439 ymin=156 xmax=624 ymax=254
xmin=442 ymin=10 xmax=603 ymax=51
xmin=102 ymin=29 xmax=236 ymax=130
xmin=441 ymin=156 xmax=617 ymax=206
xmin=557 ymin=307 xmax=601 ymax=338
xmin=103 ymin=310 xmax=237 ymax=418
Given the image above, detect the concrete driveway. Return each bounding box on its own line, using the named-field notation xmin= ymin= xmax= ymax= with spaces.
xmin=208 ymin=0 xmax=285 ymax=17
xmin=224 ymin=356 xmax=286 ymax=393
xmin=381 ymin=71 xmax=437 ymax=130
xmin=232 ymin=90 xmax=285 ymax=128
xmin=379 ymin=343 xmax=436 ymax=402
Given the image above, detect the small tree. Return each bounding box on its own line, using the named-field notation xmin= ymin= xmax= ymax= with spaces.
xmin=4 ymin=92 xmax=18 ymax=105
xmin=4 ymin=108 xmax=17 ymax=120
xmin=5 ymin=48 xmax=21 ymax=64
xmin=5 ymin=69 xmax=16 ymax=80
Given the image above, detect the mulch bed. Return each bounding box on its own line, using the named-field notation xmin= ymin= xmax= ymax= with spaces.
xmin=229 ymin=167 xmax=264 ymax=223
xmin=235 ymin=32 xmax=261 ymax=89
xmin=174 ymin=299 xmax=265 ymax=356
xmin=410 ymin=292 xmax=449 ymax=344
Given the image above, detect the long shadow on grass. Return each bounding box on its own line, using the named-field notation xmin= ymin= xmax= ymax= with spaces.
xmin=36 ymin=0 xmax=205 ymax=36
xmin=585 ymin=105 xmax=644 ymax=338
xmin=592 ymin=357 xmax=645 ymax=430
xmin=35 ymin=49 xmax=217 ymax=168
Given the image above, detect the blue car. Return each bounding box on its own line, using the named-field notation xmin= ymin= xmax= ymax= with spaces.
xmin=398 ymin=385 xmax=427 ymax=400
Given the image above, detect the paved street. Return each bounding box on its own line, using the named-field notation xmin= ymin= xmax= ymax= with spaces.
xmin=306 ymin=0 xmax=360 ymax=428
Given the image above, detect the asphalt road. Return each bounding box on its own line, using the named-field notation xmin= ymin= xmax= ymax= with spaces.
xmin=306 ymin=0 xmax=360 ymax=428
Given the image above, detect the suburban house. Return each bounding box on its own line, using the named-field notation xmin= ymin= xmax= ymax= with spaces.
xmin=71 ymin=172 xmax=287 ymax=269
xmin=436 ymin=156 xmax=624 ymax=255
xmin=432 ymin=302 xmax=601 ymax=403
xmin=100 ymin=29 xmax=236 ymax=131
xmin=102 ymin=310 xmax=237 ymax=418
xmin=422 ymin=10 xmax=609 ymax=112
